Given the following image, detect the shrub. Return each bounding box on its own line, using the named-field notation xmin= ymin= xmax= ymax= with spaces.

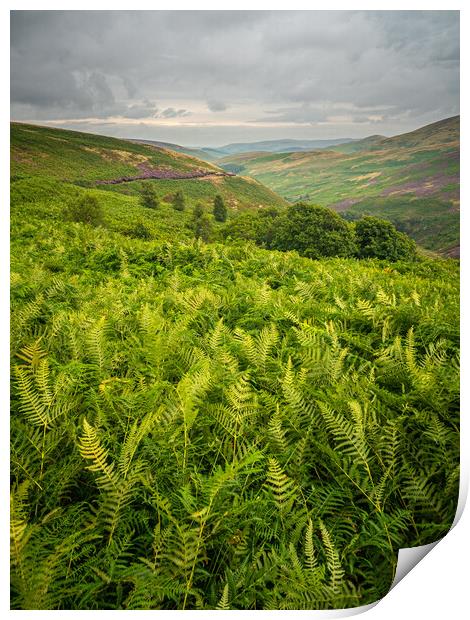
xmin=66 ymin=194 xmax=105 ymax=226
xmin=191 ymin=203 xmax=212 ymax=242
xmin=127 ymin=221 xmax=152 ymax=240
xmin=139 ymin=184 xmax=159 ymax=209
xmin=172 ymin=190 xmax=186 ymax=211
xmin=213 ymin=194 xmax=228 ymax=222
xmin=355 ymin=216 xmax=417 ymax=261
xmin=222 ymin=208 xmax=280 ymax=246
xmin=270 ymin=202 xmax=356 ymax=258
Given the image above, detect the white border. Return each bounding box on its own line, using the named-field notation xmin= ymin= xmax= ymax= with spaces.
xmin=3 ymin=2 xmax=467 ymax=617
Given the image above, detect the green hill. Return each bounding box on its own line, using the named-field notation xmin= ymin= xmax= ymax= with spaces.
xmin=219 ymin=116 xmax=460 ymax=254
xmin=10 ymin=119 xmax=459 ymax=610
xmin=11 ymin=123 xmax=288 ymax=212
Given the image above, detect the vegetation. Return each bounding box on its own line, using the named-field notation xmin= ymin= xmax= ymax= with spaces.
xmin=10 ymin=122 xmax=460 ymax=610
xmin=65 ymin=194 xmax=105 ymax=227
xmin=223 ymin=204 xmax=416 ymax=262
xmin=355 ymin=216 xmax=416 ymax=261
xmin=172 ymin=190 xmax=186 ymax=212
xmin=270 ymin=203 xmax=356 ymax=259
xmin=140 ymin=183 xmax=159 ymax=209
xmin=222 ymin=207 xmax=280 ymax=247
xmin=219 ymin=116 xmax=459 ymax=254
xmin=213 ymin=194 xmax=228 ymax=222
xmin=11 ymin=123 xmax=288 ymax=212
xmin=191 ymin=203 xmax=212 ymax=242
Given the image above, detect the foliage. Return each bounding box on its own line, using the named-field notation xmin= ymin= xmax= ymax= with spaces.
xmin=139 ymin=183 xmax=159 ymax=209
xmin=222 ymin=207 xmax=280 ymax=247
xmin=65 ymin=194 xmax=105 ymax=227
xmin=11 ymin=123 xmax=288 ymax=212
xmin=270 ymin=203 xmax=356 ymax=259
xmin=191 ymin=204 xmax=213 ymax=242
xmin=10 ymin=217 xmax=459 ymax=609
xmin=218 ymin=116 xmax=459 ymax=253
xmin=10 ymin=121 xmax=459 ymax=610
xmin=126 ymin=221 xmax=153 ymax=240
xmin=213 ymin=194 xmax=228 ymax=222
xmin=172 ymin=190 xmax=186 ymax=212
xmin=354 ymin=216 xmax=417 ymax=261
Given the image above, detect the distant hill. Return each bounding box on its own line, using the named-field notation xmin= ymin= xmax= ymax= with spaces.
xmin=329 ymin=135 xmax=386 ymax=154
xmin=133 ymin=137 xmax=361 ymax=161
xmin=132 ymin=139 xmax=225 ymax=162
xmin=11 ymin=123 xmax=288 ymax=212
xmin=215 ymin=137 xmax=356 ymax=155
xmin=219 ymin=116 xmax=460 ymax=254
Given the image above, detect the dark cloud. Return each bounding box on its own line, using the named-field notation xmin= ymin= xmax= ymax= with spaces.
xmin=10 ymin=11 xmax=459 ymax=144
xmin=207 ymin=100 xmax=228 ymax=112
xmin=159 ymin=108 xmax=191 ymax=119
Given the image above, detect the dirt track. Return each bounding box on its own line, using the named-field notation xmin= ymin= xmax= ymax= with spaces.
xmin=94 ymin=167 xmax=234 ymax=185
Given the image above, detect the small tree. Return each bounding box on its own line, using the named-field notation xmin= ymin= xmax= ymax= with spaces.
xmin=192 ymin=203 xmax=212 ymax=242
xmin=213 ymin=194 xmax=228 ymax=222
xmin=140 ymin=183 xmax=159 ymax=209
xmin=270 ymin=202 xmax=356 ymax=259
xmin=172 ymin=190 xmax=186 ymax=212
xmin=66 ymin=194 xmax=105 ymax=227
xmin=355 ymin=216 xmax=416 ymax=261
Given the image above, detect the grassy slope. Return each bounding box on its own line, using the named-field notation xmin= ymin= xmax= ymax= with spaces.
xmin=11 ymin=123 xmax=287 ymax=211
xmin=10 ymin=120 xmax=460 ymax=610
xmin=219 ymin=117 xmax=460 ymax=253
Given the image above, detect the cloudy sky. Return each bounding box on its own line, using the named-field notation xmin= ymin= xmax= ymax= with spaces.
xmin=11 ymin=10 xmax=459 ymax=147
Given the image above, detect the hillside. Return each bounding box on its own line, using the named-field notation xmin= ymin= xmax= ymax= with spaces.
xmin=132 ymin=138 xmax=225 ymax=163
xmin=219 ymin=116 xmax=460 ymax=254
xmin=10 ymin=119 xmax=460 ymax=610
xmin=11 ymin=123 xmax=288 ymax=212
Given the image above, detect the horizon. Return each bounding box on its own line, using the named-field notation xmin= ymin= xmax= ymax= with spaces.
xmin=9 ymin=113 xmax=458 ymax=150
xmin=11 ymin=11 xmax=459 ymax=147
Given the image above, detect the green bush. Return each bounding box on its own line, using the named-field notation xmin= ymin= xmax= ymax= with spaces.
xmin=65 ymin=194 xmax=105 ymax=226
xmin=270 ymin=202 xmax=356 ymax=258
xmin=126 ymin=221 xmax=152 ymax=240
xmin=222 ymin=207 xmax=280 ymax=246
xmin=213 ymin=194 xmax=228 ymax=222
xmin=139 ymin=183 xmax=159 ymax=209
xmin=172 ymin=190 xmax=186 ymax=211
xmin=191 ymin=203 xmax=212 ymax=242
xmin=355 ymin=216 xmax=416 ymax=261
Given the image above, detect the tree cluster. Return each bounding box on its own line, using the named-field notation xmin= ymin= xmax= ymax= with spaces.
xmin=223 ymin=202 xmax=416 ymax=262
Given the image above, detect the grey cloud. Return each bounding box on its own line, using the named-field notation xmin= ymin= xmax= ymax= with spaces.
xmin=10 ymin=11 xmax=459 ymax=143
xmin=207 ymin=100 xmax=227 ymax=112
xmin=159 ymin=108 xmax=191 ymax=119
xmin=123 ymin=100 xmax=158 ymax=119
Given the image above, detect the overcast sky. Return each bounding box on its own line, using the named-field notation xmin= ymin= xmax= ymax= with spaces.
xmin=10 ymin=10 xmax=459 ymax=147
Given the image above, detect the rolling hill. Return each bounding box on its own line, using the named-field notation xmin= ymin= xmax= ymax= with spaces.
xmin=213 ymin=137 xmax=357 ymax=155
xmin=10 ymin=116 xmax=460 ymax=611
xmin=131 ymin=138 xmax=226 ymax=162
xmin=11 ymin=123 xmax=288 ymax=212
xmin=219 ymin=116 xmax=460 ymax=255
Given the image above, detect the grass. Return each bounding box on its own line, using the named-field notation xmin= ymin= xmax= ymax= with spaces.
xmin=11 ymin=123 xmax=287 ymax=211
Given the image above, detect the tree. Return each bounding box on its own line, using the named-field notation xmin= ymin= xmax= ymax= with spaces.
xmin=66 ymin=194 xmax=105 ymax=227
xmin=139 ymin=183 xmax=159 ymax=209
xmin=354 ymin=216 xmax=416 ymax=261
xmin=213 ymin=194 xmax=228 ymax=222
xmin=172 ymin=190 xmax=185 ymax=211
xmin=270 ymin=202 xmax=356 ymax=259
xmin=222 ymin=207 xmax=280 ymax=246
xmin=191 ymin=203 xmax=212 ymax=242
